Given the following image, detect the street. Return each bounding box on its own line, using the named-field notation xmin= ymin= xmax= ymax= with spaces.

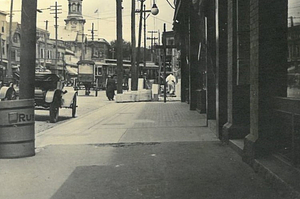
xmin=35 ymin=89 xmax=109 ymax=134
xmin=0 ymin=92 xmax=292 ymax=199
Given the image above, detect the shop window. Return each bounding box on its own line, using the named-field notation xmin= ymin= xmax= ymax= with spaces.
xmin=1 ymin=21 xmax=4 ymax=33
xmin=11 ymin=50 xmax=16 ymax=61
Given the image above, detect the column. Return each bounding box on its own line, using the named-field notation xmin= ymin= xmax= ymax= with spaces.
xmin=222 ymin=0 xmax=251 ymax=141
xmin=244 ymin=0 xmax=288 ymax=162
xmin=189 ymin=6 xmax=202 ymax=111
xmin=206 ymin=0 xmax=217 ymax=121
xmin=216 ymin=0 xmax=228 ymax=138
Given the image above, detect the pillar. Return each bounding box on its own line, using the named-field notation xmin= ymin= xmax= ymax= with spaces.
xmin=222 ymin=0 xmax=250 ymax=141
xmin=216 ymin=0 xmax=228 ymax=139
xmin=206 ymin=0 xmax=217 ymax=121
xmin=244 ymin=0 xmax=288 ymax=163
xmin=189 ymin=6 xmax=202 ymax=111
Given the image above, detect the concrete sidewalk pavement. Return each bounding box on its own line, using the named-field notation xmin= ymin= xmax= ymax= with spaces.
xmin=0 ymin=101 xmax=289 ymax=199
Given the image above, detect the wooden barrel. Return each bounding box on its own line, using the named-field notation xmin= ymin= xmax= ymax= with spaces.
xmin=0 ymin=99 xmax=35 ymax=158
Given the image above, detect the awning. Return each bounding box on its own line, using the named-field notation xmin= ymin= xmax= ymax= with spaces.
xmin=66 ymin=65 xmax=78 ymax=76
xmin=65 ymin=49 xmax=75 ymax=55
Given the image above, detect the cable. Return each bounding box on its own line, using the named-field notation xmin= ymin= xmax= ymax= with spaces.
xmin=165 ymin=0 xmax=175 ymax=9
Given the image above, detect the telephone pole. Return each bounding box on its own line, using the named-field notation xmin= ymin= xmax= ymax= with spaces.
xmin=136 ymin=0 xmax=144 ymax=81
xmin=88 ymin=23 xmax=98 ymax=58
xmin=147 ymin=30 xmax=158 ymax=62
xmin=6 ymin=0 xmax=14 ymax=82
xmin=19 ymin=0 xmax=37 ymax=99
xmin=131 ymin=0 xmax=137 ymax=91
xmin=116 ymin=0 xmax=123 ymax=94
xmin=143 ymin=4 xmax=146 ymax=69
xmin=50 ymin=2 xmax=62 ymax=74
xmin=44 ymin=20 xmax=48 ymax=67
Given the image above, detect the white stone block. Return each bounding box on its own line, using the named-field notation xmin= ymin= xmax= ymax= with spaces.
xmin=138 ymin=89 xmax=152 ymax=101
xmin=138 ymin=78 xmax=144 ymax=90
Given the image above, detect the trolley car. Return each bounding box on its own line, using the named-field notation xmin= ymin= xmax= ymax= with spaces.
xmin=77 ymin=60 xmax=99 ymax=96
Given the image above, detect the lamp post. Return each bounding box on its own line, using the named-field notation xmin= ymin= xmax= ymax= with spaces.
xmin=132 ymin=0 xmax=159 ymax=91
xmin=116 ymin=0 xmax=123 ymax=94
xmin=6 ymin=0 xmax=14 ymax=83
xmin=19 ymin=0 xmax=38 ymax=99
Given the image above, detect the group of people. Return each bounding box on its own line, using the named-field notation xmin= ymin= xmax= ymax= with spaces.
xmin=105 ymin=73 xmax=177 ymax=101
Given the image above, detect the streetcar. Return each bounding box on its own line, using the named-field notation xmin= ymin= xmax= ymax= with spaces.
xmin=77 ymin=60 xmax=99 ymax=96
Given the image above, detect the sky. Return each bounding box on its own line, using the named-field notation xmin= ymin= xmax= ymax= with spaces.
xmin=0 ymin=0 xmax=175 ymax=46
xmin=289 ymin=0 xmax=300 ymax=26
xmin=1 ymin=0 xmax=299 ymax=43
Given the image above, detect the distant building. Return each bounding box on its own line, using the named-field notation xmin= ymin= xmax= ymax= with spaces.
xmin=0 ymin=11 xmax=7 ymax=81
xmin=86 ymin=38 xmax=110 ymax=62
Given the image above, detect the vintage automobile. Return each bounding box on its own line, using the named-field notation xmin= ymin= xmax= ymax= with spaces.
xmin=0 ymin=82 xmax=17 ymax=101
xmin=34 ymin=73 xmax=77 ymax=123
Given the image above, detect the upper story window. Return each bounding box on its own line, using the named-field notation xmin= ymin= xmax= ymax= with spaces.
xmin=72 ymin=3 xmax=76 ymax=12
xmin=1 ymin=21 xmax=4 ymax=33
xmin=13 ymin=33 xmax=20 ymax=43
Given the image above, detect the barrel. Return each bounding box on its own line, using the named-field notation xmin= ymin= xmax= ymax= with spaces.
xmin=0 ymin=99 xmax=35 ymax=158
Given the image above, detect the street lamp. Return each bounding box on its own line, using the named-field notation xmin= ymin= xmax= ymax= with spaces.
xmin=150 ymin=3 xmax=159 ymax=15
xmin=132 ymin=0 xmax=159 ymax=90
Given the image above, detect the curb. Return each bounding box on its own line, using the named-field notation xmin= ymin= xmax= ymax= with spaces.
xmin=229 ymin=139 xmax=300 ymax=199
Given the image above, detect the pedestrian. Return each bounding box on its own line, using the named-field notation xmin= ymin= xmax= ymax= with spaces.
xmin=106 ymin=75 xmax=116 ymax=101
xmin=166 ymin=73 xmax=176 ymax=95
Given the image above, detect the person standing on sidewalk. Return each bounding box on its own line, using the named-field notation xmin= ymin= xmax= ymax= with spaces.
xmin=106 ymin=75 xmax=116 ymax=101
xmin=166 ymin=73 xmax=176 ymax=95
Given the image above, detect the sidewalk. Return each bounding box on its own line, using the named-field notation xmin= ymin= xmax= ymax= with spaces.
xmin=0 ymin=101 xmax=291 ymax=199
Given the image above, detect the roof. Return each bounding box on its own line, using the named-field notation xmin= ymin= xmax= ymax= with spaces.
xmin=77 ymin=60 xmax=95 ymax=65
xmin=65 ymin=49 xmax=75 ymax=55
xmin=66 ymin=66 xmax=78 ymax=76
xmin=49 ymin=27 xmax=78 ymax=41
xmin=0 ymin=11 xmax=8 ymax=16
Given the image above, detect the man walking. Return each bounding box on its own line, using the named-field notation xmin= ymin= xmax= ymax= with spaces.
xmin=166 ymin=73 xmax=176 ymax=95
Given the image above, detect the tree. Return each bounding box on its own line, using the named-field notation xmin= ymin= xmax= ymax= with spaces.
xmin=110 ymin=39 xmax=131 ymax=60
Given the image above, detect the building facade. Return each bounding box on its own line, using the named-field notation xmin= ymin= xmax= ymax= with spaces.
xmin=173 ymin=0 xmax=296 ymax=169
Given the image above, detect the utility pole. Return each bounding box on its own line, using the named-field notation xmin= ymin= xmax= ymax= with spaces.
xmin=44 ymin=20 xmax=48 ymax=67
xmin=136 ymin=0 xmax=144 ymax=82
xmin=147 ymin=30 xmax=158 ymax=62
xmin=163 ymin=24 xmax=167 ymax=103
xmin=50 ymin=2 xmax=62 ymax=75
xmin=0 ymin=33 xmax=2 ymax=67
xmin=143 ymin=4 xmax=146 ymax=69
xmin=81 ymin=25 xmax=85 ymax=60
xmin=6 ymin=0 xmax=14 ymax=82
xmin=116 ymin=0 xmax=123 ymax=94
xmin=131 ymin=0 xmax=137 ymax=91
xmin=19 ymin=0 xmax=37 ymax=99
xmin=89 ymin=23 xmax=97 ymax=41
xmin=88 ymin=23 xmax=98 ymax=58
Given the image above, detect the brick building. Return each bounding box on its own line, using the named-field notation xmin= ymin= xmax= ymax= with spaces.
xmin=173 ymin=0 xmax=297 ymax=169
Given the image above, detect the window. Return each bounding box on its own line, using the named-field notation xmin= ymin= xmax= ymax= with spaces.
xmin=2 ymin=40 xmax=5 ymax=55
xmin=48 ymin=50 xmax=52 ymax=59
xmin=40 ymin=49 xmax=44 ymax=59
xmin=16 ymin=50 xmax=20 ymax=61
xmin=11 ymin=50 xmax=16 ymax=61
xmin=2 ymin=21 xmax=4 ymax=33
xmin=72 ymin=3 xmax=76 ymax=11
xmin=13 ymin=33 xmax=19 ymax=43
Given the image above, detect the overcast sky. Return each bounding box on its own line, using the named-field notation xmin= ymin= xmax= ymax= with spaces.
xmin=1 ymin=0 xmax=300 ymax=43
xmin=1 ymin=0 xmax=175 ymax=46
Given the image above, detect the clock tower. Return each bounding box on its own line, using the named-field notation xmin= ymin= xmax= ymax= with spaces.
xmin=64 ymin=0 xmax=85 ymax=33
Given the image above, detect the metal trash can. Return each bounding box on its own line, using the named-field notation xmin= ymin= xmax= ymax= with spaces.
xmin=0 ymin=99 xmax=35 ymax=158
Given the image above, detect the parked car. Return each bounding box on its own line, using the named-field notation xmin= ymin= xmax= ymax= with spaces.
xmin=34 ymin=72 xmax=77 ymax=123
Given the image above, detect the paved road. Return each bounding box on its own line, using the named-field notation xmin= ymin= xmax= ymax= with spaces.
xmin=0 ymin=95 xmax=291 ymax=199
xmin=35 ymin=89 xmax=109 ymax=134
